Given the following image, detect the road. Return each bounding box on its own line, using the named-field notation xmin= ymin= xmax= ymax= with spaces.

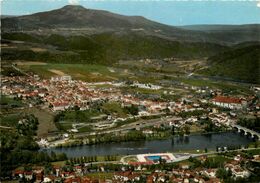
xmin=74 ymin=116 xmax=181 ymax=138
xmin=0 ymin=125 xmax=13 ymax=129
xmin=11 ymin=64 xmax=30 ymax=76
xmin=118 ymin=147 xmax=260 ymax=165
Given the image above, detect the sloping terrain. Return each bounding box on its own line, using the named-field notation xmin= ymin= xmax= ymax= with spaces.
xmin=180 ymin=24 xmax=260 ymax=45
xmin=2 ymin=5 xmax=259 ymax=45
xmin=1 ymin=32 xmax=228 ymax=65
xmin=200 ymin=43 xmax=260 ymax=84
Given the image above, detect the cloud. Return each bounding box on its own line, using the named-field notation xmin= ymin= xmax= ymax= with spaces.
xmin=68 ymin=0 xmax=79 ymax=5
xmin=257 ymin=1 xmax=260 ymax=8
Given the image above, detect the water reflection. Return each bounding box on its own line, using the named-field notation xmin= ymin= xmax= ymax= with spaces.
xmin=44 ymin=132 xmax=253 ymax=158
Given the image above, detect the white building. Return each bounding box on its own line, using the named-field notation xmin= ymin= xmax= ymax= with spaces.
xmin=212 ymin=96 xmax=245 ymax=109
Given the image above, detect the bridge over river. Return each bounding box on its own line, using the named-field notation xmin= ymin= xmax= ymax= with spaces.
xmin=231 ymin=124 xmax=260 ymax=139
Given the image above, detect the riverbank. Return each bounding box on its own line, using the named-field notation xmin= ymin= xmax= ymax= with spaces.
xmin=41 ymin=131 xmax=254 ymax=158
xmin=48 ymin=146 xmax=260 ymax=168
xmin=47 ymin=127 xmax=233 ymax=149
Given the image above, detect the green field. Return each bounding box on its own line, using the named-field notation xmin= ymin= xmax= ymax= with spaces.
xmin=55 ymin=109 xmax=102 ymax=132
xmin=1 ymin=95 xmax=24 ymax=110
xmin=18 ymin=63 xmax=122 ymax=82
xmin=0 ymin=113 xmax=21 ymax=127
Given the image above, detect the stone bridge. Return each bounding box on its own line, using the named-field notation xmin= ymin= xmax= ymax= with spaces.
xmin=231 ymin=124 xmax=260 ymax=140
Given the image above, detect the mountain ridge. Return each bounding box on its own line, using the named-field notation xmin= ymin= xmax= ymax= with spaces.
xmin=2 ymin=5 xmax=259 ymax=45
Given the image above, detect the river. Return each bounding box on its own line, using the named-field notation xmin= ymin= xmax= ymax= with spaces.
xmin=43 ymin=131 xmax=254 ymax=158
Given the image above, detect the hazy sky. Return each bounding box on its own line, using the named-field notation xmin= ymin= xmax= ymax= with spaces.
xmin=1 ymin=0 xmax=260 ymax=26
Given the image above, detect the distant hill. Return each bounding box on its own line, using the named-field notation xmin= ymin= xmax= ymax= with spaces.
xmin=180 ymin=24 xmax=260 ymax=32
xmin=200 ymin=43 xmax=260 ymax=84
xmin=2 ymin=5 xmax=260 ymax=45
xmin=180 ymin=24 xmax=260 ymax=45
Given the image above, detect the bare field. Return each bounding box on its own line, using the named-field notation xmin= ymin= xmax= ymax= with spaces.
xmin=15 ymin=61 xmax=47 ymax=66
xmin=49 ymin=69 xmax=66 ymax=76
xmin=30 ymin=47 xmax=47 ymax=52
xmin=24 ymin=107 xmax=57 ymax=138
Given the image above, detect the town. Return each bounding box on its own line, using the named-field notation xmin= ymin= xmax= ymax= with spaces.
xmin=1 ymin=1 xmax=260 ymax=182
xmin=1 ymin=73 xmax=260 ymax=182
xmin=10 ymin=150 xmax=260 ymax=183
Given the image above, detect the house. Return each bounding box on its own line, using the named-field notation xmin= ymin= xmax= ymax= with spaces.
xmin=33 ymin=168 xmax=44 ymax=182
xmin=232 ymin=168 xmax=250 ymax=179
xmin=52 ymin=102 xmax=70 ymax=111
xmin=114 ymin=171 xmax=141 ymax=182
xmin=252 ymin=155 xmax=260 ymax=162
xmin=53 ymin=165 xmax=61 ymax=177
xmin=64 ymin=177 xmax=81 ymax=183
xmin=234 ymin=154 xmax=242 ymax=162
xmin=13 ymin=170 xmax=24 ymax=179
xmin=212 ymin=96 xmax=245 ymax=109
xmin=74 ymin=166 xmax=83 ymax=174
xmin=203 ymin=169 xmax=217 ymax=178
xmin=43 ymin=175 xmax=56 ymax=182
xmin=35 ymin=173 xmax=43 ymax=183
xmin=24 ymin=171 xmax=33 ymax=181
xmin=51 ymin=75 xmax=72 ymax=82
xmin=179 ymin=163 xmax=190 ymax=169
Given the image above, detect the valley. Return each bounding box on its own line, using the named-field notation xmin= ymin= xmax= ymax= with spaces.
xmin=1 ymin=3 xmax=259 ymax=183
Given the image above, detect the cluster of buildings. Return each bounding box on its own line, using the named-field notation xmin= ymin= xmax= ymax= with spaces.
xmin=1 ymin=76 xmax=168 ymax=114
xmin=118 ymin=154 xmax=252 ymax=183
xmin=3 ymin=75 xmax=257 ymax=137
xmin=12 ymin=152 xmax=253 ymax=183
xmin=12 ymin=165 xmax=100 ymax=183
xmin=2 ymin=75 xmax=256 ymax=115
xmin=224 ymin=155 xmax=250 ymax=179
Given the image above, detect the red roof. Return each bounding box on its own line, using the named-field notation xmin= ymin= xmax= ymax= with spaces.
xmin=213 ymin=96 xmax=242 ymax=104
xmin=52 ymin=102 xmax=69 ymax=107
xmin=14 ymin=170 xmax=24 ymax=174
xmin=64 ymin=177 xmax=81 ymax=183
xmin=24 ymin=171 xmax=33 ymax=175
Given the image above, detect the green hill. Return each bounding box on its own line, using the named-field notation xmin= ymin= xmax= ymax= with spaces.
xmin=2 ymin=32 xmax=228 ymax=64
xmin=200 ymin=44 xmax=260 ymax=84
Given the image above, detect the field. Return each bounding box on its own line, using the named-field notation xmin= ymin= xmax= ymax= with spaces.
xmin=0 ymin=113 xmax=21 ymax=128
xmin=23 ymin=108 xmax=57 ymax=137
xmin=0 ymin=95 xmax=24 ymax=110
xmin=17 ymin=63 xmax=124 ymax=82
xmin=55 ymin=109 xmax=102 ymax=132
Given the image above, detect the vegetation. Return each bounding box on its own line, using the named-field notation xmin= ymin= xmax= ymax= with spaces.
xmin=16 ymin=63 xmax=117 ymax=82
xmin=54 ymin=108 xmax=101 ymax=123
xmin=1 ymin=65 xmax=24 ymax=77
xmin=0 ymin=114 xmax=67 ymax=179
xmin=179 ymin=110 xmax=206 ymax=118
xmin=200 ymin=44 xmax=260 ymax=84
xmin=0 ymin=95 xmax=24 ymax=110
xmin=2 ymin=32 xmax=228 ymax=66
xmin=237 ymin=117 xmax=260 ymax=133
xmin=200 ymin=119 xmax=227 ymax=132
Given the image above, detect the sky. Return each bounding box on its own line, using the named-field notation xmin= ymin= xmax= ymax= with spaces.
xmin=1 ymin=0 xmax=260 ymax=26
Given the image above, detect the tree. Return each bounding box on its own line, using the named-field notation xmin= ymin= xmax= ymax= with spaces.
xmin=124 ymin=105 xmax=139 ymax=116
xmin=205 ymin=148 xmax=208 ymax=153
xmin=44 ymin=163 xmax=53 ymax=175
xmin=216 ymin=168 xmax=232 ymax=179
xmin=50 ymin=151 xmax=57 ymax=161
xmin=184 ymin=125 xmax=190 ymax=135
xmin=172 ymin=126 xmax=175 ymax=135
